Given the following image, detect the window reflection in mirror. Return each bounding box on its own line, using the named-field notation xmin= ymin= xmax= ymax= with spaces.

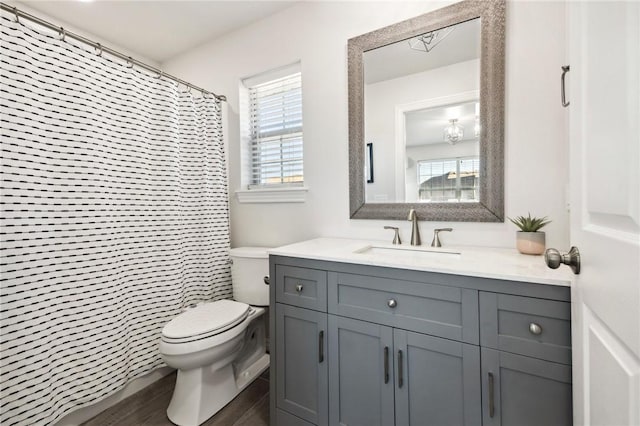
xmin=416 ymin=156 xmax=479 ymax=202
xmin=363 ymin=18 xmax=481 ymax=203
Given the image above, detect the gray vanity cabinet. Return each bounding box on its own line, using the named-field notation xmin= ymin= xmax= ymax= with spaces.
xmin=479 ymin=292 xmax=572 ymax=364
xmin=270 ymin=255 xmax=572 ymax=426
xmin=327 ymin=315 xmax=481 ymax=426
xmin=478 ymin=291 xmax=573 ymax=426
xmin=275 ymin=303 xmax=328 ymax=426
xmin=394 ymin=329 xmax=482 ymax=426
xmin=481 ymin=348 xmax=573 ymax=426
xmin=327 ymin=315 xmax=395 ymax=426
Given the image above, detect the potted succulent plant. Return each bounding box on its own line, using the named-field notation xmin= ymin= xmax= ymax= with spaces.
xmin=509 ymin=213 xmax=551 ymax=255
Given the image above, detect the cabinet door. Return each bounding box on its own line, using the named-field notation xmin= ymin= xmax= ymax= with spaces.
xmin=394 ymin=329 xmax=481 ymax=426
xmin=276 ymin=303 xmax=328 ymax=425
xmin=328 ymin=315 xmax=395 ymax=426
xmin=481 ymin=348 xmax=572 ymax=426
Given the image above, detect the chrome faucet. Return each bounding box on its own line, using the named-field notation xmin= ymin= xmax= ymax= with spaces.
xmin=407 ymin=209 xmax=421 ymax=246
xmin=431 ymin=228 xmax=453 ymax=247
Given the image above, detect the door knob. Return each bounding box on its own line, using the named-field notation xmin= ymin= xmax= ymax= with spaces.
xmin=545 ymin=246 xmax=580 ymax=275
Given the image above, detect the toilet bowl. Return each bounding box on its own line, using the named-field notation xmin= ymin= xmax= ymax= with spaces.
xmin=159 ymin=247 xmax=271 ymax=426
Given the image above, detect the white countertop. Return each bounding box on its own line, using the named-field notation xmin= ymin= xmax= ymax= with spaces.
xmin=268 ymin=237 xmax=572 ymax=287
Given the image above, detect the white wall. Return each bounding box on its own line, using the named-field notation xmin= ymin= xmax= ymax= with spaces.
xmin=163 ymin=0 xmax=569 ymax=251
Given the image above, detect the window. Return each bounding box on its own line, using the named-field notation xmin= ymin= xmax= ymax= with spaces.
xmin=246 ymin=69 xmax=303 ymax=188
xmin=417 ymin=157 xmax=479 ymax=202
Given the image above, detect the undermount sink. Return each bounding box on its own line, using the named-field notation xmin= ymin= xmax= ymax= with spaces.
xmin=354 ymin=245 xmax=461 ymax=260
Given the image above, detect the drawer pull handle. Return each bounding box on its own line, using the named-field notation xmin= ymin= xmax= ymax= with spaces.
xmin=387 ymin=299 xmax=397 ymax=308
xmin=397 ymin=350 xmax=403 ymax=388
xmin=384 ymin=346 xmax=389 ymax=384
xmin=529 ymin=322 xmax=543 ymax=335
xmin=319 ymin=330 xmax=324 ymax=363
xmin=488 ymin=372 xmax=495 ymax=418
xmin=295 ymin=284 xmax=303 ymax=293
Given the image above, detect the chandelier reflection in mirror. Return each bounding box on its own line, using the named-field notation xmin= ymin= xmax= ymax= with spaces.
xmin=408 ymin=26 xmax=455 ymax=53
xmin=444 ymin=119 xmax=464 ymax=144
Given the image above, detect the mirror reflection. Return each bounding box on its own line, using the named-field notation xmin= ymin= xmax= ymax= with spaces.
xmin=363 ymin=18 xmax=481 ymax=203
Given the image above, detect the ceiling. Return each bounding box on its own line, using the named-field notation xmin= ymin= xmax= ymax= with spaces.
xmin=405 ymin=100 xmax=479 ymax=146
xmin=15 ymin=1 xmax=298 ymax=63
xmin=364 ymin=17 xmax=480 ymax=84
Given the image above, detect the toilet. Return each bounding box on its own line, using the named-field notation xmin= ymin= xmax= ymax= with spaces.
xmin=159 ymin=247 xmax=271 ymax=426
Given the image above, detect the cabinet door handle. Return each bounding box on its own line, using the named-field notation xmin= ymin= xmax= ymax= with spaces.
xmin=318 ymin=330 xmax=324 ymax=363
xmin=384 ymin=346 xmax=389 ymax=384
xmin=397 ymin=350 xmax=403 ymax=388
xmin=488 ymin=372 xmax=495 ymax=418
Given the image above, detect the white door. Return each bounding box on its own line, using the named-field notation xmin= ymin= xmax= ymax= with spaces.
xmin=566 ymin=2 xmax=640 ymax=425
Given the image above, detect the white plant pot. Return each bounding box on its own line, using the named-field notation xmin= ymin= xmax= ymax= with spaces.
xmin=516 ymin=231 xmax=546 ymax=255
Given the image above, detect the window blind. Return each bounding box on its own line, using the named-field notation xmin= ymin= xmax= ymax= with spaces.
xmin=248 ymin=72 xmax=303 ymax=187
xmin=417 ymin=157 xmax=480 ymax=202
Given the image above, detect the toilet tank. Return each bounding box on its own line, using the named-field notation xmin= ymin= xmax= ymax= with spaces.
xmin=230 ymin=247 xmax=271 ymax=306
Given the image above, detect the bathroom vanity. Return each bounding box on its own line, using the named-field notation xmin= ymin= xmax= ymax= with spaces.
xmin=268 ymin=238 xmax=573 ymax=426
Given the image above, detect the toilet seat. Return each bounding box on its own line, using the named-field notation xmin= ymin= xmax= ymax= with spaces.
xmin=162 ymin=300 xmax=250 ymax=344
xmin=159 ymin=306 xmax=265 ymax=358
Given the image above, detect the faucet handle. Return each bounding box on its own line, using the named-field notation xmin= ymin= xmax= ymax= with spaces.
xmin=384 ymin=226 xmax=401 ymax=245
xmin=434 ymin=227 xmax=453 ymax=233
xmin=431 ymin=228 xmax=453 ymax=247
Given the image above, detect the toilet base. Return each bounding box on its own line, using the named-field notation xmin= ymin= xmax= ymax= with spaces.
xmin=166 ymin=353 xmax=270 ymax=426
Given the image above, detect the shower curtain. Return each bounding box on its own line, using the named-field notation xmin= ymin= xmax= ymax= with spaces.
xmin=0 ymin=13 xmax=231 ymax=425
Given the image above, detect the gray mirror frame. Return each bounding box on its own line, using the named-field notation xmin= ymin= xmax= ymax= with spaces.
xmin=349 ymin=0 xmax=505 ymax=221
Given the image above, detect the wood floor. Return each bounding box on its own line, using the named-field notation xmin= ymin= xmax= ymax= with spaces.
xmin=82 ymin=370 xmax=269 ymax=426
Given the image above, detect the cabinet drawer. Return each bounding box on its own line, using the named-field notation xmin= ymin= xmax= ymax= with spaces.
xmin=276 ymin=265 xmax=327 ymax=311
xmin=328 ymin=272 xmax=479 ymax=344
xmin=479 ymin=292 xmax=571 ymax=364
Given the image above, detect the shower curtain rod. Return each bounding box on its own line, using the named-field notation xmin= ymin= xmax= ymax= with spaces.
xmin=0 ymin=2 xmax=227 ymax=102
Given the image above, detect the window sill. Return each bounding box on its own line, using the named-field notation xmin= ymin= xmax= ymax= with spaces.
xmin=235 ymin=186 xmax=308 ymax=203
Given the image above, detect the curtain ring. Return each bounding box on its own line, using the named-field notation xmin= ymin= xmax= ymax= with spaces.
xmin=13 ymin=7 xmax=19 ymax=23
xmin=156 ymin=70 xmax=164 ymax=79
xmin=58 ymin=27 xmax=66 ymax=42
xmin=95 ymin=43 xmax=102 ymax=57
xmin=126 ymin=57 xmax=134 ymax=68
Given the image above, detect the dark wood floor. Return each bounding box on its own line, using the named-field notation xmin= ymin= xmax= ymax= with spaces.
xmin=82 ymin=370 xmax=269 ymax=426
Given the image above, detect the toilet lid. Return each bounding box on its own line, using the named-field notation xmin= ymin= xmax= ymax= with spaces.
xmin=162 ymin=300 xmax=250 ymax=340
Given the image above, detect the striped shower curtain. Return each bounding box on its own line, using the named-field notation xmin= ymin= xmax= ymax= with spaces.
xmin=0 ymin=12 xmax=231 ymax=425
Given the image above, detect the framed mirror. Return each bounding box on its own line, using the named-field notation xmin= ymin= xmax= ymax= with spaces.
xmin=348 ymin=0 xmax=505 ymax=221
